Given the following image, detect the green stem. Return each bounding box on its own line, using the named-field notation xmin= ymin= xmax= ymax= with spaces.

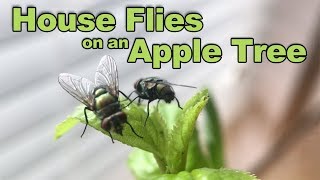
xmin=178 ymin=147 xmax=188 ymax=173
xmin=153 ymin=154 xmax=166 ymax=173
xmin=168 ymin=147 xmax=188 ymax=174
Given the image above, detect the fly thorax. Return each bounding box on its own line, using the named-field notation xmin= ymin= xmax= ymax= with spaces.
xmin=157 ymin=84 xmax=175 ymax=103
xmin=94 ymin=88 xmax=107 ymax=97
xmin=94 ymin=88 xmax=117 ymax=110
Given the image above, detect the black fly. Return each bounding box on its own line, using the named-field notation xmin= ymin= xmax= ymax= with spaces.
xmin=58 ymin=55 xmax=142 ymax=143
xmin=125 ymin=77 xmax=196 ymax=125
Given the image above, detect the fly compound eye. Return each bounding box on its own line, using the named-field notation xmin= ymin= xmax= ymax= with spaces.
xmin=134 ymin=79 xmax=142 ymax=89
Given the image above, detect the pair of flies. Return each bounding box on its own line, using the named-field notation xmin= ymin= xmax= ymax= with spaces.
xmin=58 ymin=55 xmax=195 ymax=143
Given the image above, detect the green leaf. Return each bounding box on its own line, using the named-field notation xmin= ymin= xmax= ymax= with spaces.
xmin=166 ymin=89 xmax=209 ymax=173
xmin=54 ymin=101 xmax=166 ymax=158
xmin=56 ymin=89 xmax=210 ymax=174
xmin=54 ymin=117 xmax=79 ymax=140
xmin=128 ymin=149 xmax=258 ymax=180
xmin=128 ymin=148 xmax=161 ymax=180
xmin=185 ymin=128 xmax=208 ymax=171
xmin=204 ymin=93 xmax=224 ymax=168
xmin=157 ymin=102 xmax=181 ymax=130
xmin=151 ymin=168 xmax=258 ymax=180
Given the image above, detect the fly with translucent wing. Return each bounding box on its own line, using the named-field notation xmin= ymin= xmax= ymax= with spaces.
xmin=125 ymin=77 xmax=196 ymax=126
xmin=58 ymin=55 xmax=142 ymax=143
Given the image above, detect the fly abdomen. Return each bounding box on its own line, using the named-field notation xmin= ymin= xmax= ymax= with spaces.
xmin=156 ymin=84 xmax=175 ymax=103
xmin=101 ymin=111 xmax=127 ymax=135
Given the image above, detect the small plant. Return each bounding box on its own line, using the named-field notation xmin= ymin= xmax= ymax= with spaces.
xmin=55 ymin=89 xmax=257 ymax=180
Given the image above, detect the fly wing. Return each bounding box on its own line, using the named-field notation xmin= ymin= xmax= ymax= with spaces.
xmin=150 ymin=79 xmax=197 ymax=89
xmin=58 ymin=73 xmax=95 ymax=108
xmin=145 ymin=81 xmax=157 ymax=89
xmin=145 ymin=77 xmax=166 ymax=89
xmin=145 ymin=77 xmax=163 ymax=89
xmin=95 ymin=55 xmax=119 ymax=97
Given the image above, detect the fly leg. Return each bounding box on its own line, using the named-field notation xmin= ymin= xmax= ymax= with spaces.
xmin=108 ymin=131 xmax=115 ymax=143
xmin=175 ymin=97 xmax=183 ymax=110
xmin=156 ymin=99 xmax=161 ymax=109
xmin=122 ymin=96 xmax=139 ymax=109
xmin=119 ymin=90 xmax=131 ymax=101
xmin=127 ymin=91 xmax=136 ymax=99
xmin=137 ymin=97 xmax=142 ymax=105
xmin=126 ymin=122 xmax=143 ymax=138
xmin=120 ymin=90 xmax=138 ymax=102
xmin=81 ymin=107 xmax=90 ymax=138
xmin=144 ymin=100 xmax=153 ymax=126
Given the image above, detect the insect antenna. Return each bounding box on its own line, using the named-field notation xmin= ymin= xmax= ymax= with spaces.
xmin=126 ymin=122 xmax=143 ymax=138
xmin=81 ymin=107 xmax=90 ymax=138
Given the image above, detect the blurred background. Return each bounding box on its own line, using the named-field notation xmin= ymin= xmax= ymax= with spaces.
xmin=0 ymin=0 xmax=319 ymax=179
